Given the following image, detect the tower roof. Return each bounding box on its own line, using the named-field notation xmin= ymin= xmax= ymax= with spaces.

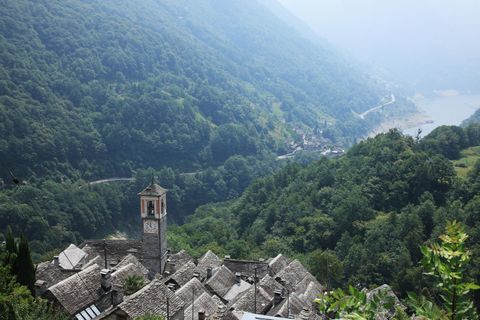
xmin=138 ymin=181 xmax=167 ymax=196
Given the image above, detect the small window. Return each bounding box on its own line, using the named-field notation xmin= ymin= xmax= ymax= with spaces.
xmin=147 ymin=201 xmax=154 ymax=216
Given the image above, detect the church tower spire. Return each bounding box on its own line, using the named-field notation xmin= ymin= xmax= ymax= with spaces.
xmin=138 ymin=178 xmax=168 ymax=277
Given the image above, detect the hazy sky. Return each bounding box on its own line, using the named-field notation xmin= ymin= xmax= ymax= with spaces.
xmin=277 ymin=0 xmax=480 ymax=92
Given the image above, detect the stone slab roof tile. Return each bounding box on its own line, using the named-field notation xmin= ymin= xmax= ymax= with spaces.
xmin=58 ymin=244 xmax=87 ymax=270
xmin=275 ymin=260 xmax=309 ymax=291
xmin=117 ymin=279 xmax=184 ymax=318
xmin=82 ymin=255 xmax=102 ymax=270
xmin=268 ymin=254 xmax=291 ymax=276
xmin=223 ymin=279 xmax=251 ymax=302
xmin=184 ymin=292 xmax=224 ymax=320
xmin=223 ymin=259 xmax=268 ymax=279
xmin=111 ymin=262 xmax=150 ymax=289
xmin=35 ymin=261 xmax=77 ymax=288
xmin=168 ymin=249 xmax=193 ymax=270
xmin=47 ymin=264 xmax=102 ymax=315
xmin=165 ymin=260 xmax=197 ymax=288
xmin=205 ymin=265 xmax=236 ymax=297
xmin=176 ymin=277 xmax=208 ymax=305
xmin=267 ymin=293 xmax=307 ymax=318
xmin=194 ymin=250 xmax=222 ymax=280
xmin=80 ymin=240 xmax=142 ymax=269
xmin=113 ymin=254 xmax=149 ymax=278
xmin=229 ymin=285 xmax=273 ymax=314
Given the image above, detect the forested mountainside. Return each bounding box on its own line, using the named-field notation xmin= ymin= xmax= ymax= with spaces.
xmin=0 ymin=0 xmax=415 ymax=182
xmin=462 ymin=107 xmax=480 ymax=127
xmin=173 ymin=124 xmax=480 ymax=302
xmin=0 ymin=0 xmax=417 ymax=254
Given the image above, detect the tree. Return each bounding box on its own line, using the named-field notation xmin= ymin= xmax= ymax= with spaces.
xmin=4 ymin=227 xmax=17 ymax=272
xmin=308 ymin=249 xmax=343 ymax=289
xmin=123 ymin=275 xmax=145 ymax=295
xmin=0 ymin=265 xmax=68 ymax=320
xmin=315 ymin=285 xmax=408 ymax=320
xmin=415 ymin=221 xmax=480 ymax=319
xmin=15 ymin=235 xmax=35 ymax=295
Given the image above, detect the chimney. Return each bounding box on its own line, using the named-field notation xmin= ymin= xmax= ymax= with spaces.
xmin=53 ymin=256 xmax=59 ymax=267
xmin=206 ymin=267 xmax=213 ymax=280
xmin=112 ymin=285 xmax=124 ymax=306
xmin=34 ymin=280 xmax=47 ymax=297
xmin=298 ymin=307 xmax=312 ymax=320
xmin=198 ymin=311 xmax=206 ymax=320
xmin=101 ymin=269 xmax=112 ymax=292
xmin=273 ymin=289 xmax=283 ymax=306
xmin=167 ymin=283 xmax=176 ymax=292
xmin=235 ymin=272 xmax=241 ymax=284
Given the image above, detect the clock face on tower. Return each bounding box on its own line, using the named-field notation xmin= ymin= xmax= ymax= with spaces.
xmin=143 ymin=220 xmax=158 ymax=233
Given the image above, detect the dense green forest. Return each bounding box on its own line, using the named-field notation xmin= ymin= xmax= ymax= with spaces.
xmin=0 ymin=0 xmax=410 ymax=182
xmin=0 ymin=0 xmax=416 ymax=259
xmin=172 ymin=125 xmax=480 ymax=305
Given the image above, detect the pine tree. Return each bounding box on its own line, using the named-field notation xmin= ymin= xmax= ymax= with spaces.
xmin=4 ymin=226 xmax=17 ymax=274
xmin=15 ymin=234 xmax=35 ymax=295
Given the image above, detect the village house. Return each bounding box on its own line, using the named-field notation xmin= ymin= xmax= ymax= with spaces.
xmin=35 ymin=180 xmax=325 ymax=320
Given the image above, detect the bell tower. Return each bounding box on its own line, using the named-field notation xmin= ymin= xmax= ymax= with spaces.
xmin=138 ymin=178 xmax=168 ymax=277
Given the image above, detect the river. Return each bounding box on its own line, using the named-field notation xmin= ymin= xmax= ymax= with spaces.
xmin=402 ymin=93 xmax=480 ymax=137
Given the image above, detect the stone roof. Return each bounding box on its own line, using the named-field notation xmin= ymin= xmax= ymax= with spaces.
xmin=113 ymin=254 xmax=149 ymax=279
xmin=138 ymin=182 xmax=167 ymax=196
xmin=111 ymin=262 xmax=150 ymax=289
xmin=117 ymin=278 xmax=184 ymax=318
xmin=176 ymin=277 xmax=208 ymax=305
xmin=82 ymin=255 xmax=102 ymax=270
xmin=258 ymin=274 xmax=285 ymax=294
xmin=268 ymin=254 xmax=290 ymax=276
xmin=205 ymin=266 xmax=236 ymax=297
xmin=165 ymin=260 xmax=196 ymax=288
xmin=80 ymin=239 xmax=142 ymax=269
xmin=229 ymin=284 xmax=273 ymax=314
xmin=166 ymin=249 xmax=194 ymax=273
xmin=274 ymin=260 xmax=309 ymax=291
xmin=47 ymin=264 xmax=103 ymax=315
xmin=267 ymin=293 xmax=308 ymax=318
xmin=223 ymin=259 xmax=268 ymax=279
xmin=184 ymin=292 xmax=224 ymax=320
xmin=297 ymin=281 xmax=322 ymax=306
xmin=223 ymin=279 xmax=251 ymax=302
xmin=293 ymin=273 xmax=319 ymax=296
xmin=58 ymin=244 xmax=88 ymax=269
xmin=228 ymin=275 xmax=283 ymax=314
xmin=194 ymin=250 xmax=222 ymax=280
xmin=35 ymin=261 xmax=77 ymax=288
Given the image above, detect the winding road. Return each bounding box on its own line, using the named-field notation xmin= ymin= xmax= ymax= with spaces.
xmin=359 ymin=94 xmax=396 ymax=119
xmin=88 ymin=177 xmax=135 ymax=185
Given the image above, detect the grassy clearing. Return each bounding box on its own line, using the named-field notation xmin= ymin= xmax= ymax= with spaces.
xmin=452 ymin=146 xmax=480 ymax=178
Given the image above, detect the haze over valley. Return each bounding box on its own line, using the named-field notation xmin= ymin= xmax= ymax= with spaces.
xmin=1 ymin=1 xmax=480 ymax=319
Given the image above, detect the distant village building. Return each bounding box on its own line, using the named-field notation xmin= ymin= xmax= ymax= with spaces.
xmin=35 ymin=180 xmax=324 ymax=320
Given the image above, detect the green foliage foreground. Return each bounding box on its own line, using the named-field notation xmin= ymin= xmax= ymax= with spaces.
xmin=316 ymin=221 xmax=479 ymax=319
xmin=0 ymin=232 xmax=67 ymax=320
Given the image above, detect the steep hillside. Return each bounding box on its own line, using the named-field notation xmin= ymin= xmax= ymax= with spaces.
xmin=462 ymin=107 xmax=480 ymax=127
xmin=0 ymin=0 xmax=416 ymax=183
xmin=0 ymin=0 xmax=419 ymax=257
xmin=173 ymin=126 xmax=480 ymax=298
